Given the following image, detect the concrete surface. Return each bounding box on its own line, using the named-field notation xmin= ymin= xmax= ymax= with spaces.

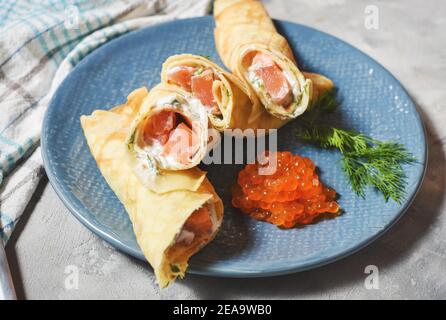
xmin=5 ymin=0 xmax=446 ymax=299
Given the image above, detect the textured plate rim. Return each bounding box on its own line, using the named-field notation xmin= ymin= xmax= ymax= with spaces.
xmin=41 ymin=16 xmax=428 ymax=278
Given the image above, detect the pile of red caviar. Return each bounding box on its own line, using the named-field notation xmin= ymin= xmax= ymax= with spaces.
xmin=232 ymin=151 xmax=340 ymax=229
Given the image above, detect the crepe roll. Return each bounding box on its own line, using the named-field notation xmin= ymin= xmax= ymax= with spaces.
xmin=126 ymin=83 xmax=210 ymax=189
xmin=214 ymin=0 xmax=333 ymax=119
xmin=80 ymin=87 xmax=224 ymax=288
xmin=161 ymin=54 xmax=286 ymax=130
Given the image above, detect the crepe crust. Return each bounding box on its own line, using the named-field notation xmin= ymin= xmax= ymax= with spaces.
xmin=214 ymin=0 xmax=333 ymax=118
xmin=80 ymin=87 xmax=223 ymax=288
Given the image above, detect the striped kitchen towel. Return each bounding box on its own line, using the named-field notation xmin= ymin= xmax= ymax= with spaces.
xmin=0 ymin=0 xmax=212 ymax=244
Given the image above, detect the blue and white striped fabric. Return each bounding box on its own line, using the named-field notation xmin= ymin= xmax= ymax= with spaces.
xmin=0 ymin=0 xmax=212 ymax=244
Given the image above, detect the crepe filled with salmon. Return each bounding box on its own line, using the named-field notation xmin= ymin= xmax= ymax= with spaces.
xmin=214 ymin=0 xmax=333 ymax=120
xmin=80 ymin=87 xmax=224 ymax=288
xmin=126 ymin=83 xmax=211 ymax=190
xmin=161 ymin=54 xmax=286 ymax=130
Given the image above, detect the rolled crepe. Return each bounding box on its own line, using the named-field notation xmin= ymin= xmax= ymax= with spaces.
xmin=161 ymin=54 xmax=286 ymax=130
xmin=126 ymin=83 xmax=210 ymax=189
xmin=80 ymin=87 xmax=224 ymax=288
xmin=214 ymin=0 xmax=333 ymax=120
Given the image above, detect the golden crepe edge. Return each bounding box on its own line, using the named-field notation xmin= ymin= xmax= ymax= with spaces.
xmin=80 ymin=87 xmax=224 ymax=288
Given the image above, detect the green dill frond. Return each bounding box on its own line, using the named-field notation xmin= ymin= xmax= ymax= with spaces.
xmin=357 ymin=141 xmax=417 ymax=164
xmin=301 ymin=88 xmax=340 ymax=124
xmin=299 ymin=127 xmax=369 ymax=154
xmin=297 ymin=89 xmax=416 ymax=203
xmin=146 ymin=154 xmax=159 ymax=175
xmin=194 ymin=67 xmax=204 ymax=76
xmin=127 ymin=131 xmax=136 ymax=150
xmin=312 ymin=88 xmax=340 ymax=114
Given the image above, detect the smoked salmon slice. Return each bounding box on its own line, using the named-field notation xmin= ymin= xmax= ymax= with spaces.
xmin=161 ymin=122 xmax=199 ymax=165
xmin=251 ymin=52 xmax=293 ymax=107
xmin=143 ymin=110 xmax=177 ymax=145
xmin=166 ymin=66 xmax=195 ymax=91
xmin=184 ymin=206 xmax=213 ymax=234
xmin=167 ymin=66 xmax=221 ymax=115
xmin=143 ymin=110 xmax=199 ymax=165
xmin=191 ymin=69 xmax=220 ymax=114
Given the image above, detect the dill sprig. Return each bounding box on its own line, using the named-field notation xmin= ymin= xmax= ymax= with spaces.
xmin=299 ymin=126 xmax=369 ymax=154
xmin=298 ymin=90 xmax=416 ymax=203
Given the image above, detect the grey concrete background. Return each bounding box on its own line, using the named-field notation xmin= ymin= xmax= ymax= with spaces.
xmin=5 ymin=0 xmax=446 ymax=299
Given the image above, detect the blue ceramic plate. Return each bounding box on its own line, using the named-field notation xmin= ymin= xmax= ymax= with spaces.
xmin=41 ymin=17 xmax=427 ymax=277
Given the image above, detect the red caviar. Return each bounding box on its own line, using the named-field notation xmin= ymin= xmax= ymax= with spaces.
xmin=232 ymin=151 xmax=340 ymax=229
